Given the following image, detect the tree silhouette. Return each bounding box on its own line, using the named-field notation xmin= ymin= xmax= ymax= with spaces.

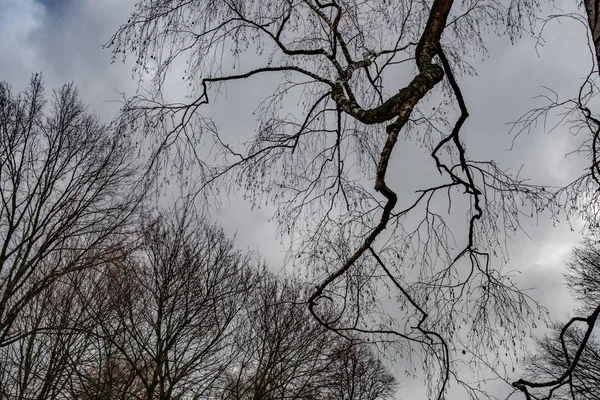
xmin=511 ymin=3 xmax=600 ymax=398
xmin=0 ymin=74 xmax=141 ymax=348
xmin=516 ymin=239 xmax=600 ymax=399
xmin=105 ymin=1 xmax=573 ymax=397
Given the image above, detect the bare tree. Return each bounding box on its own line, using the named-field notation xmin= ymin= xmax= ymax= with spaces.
xmin=522 ymin=323 xmax=600 ymax=400
xmin=220 ymin=274 xmax=397 ymax=400
xmin=323 ymin=339 xmax=398 ymax=400
xmin=514 ymin=239 xmax=600 ymax=399
xmin=584 ymin=0 xmax=600 ymax=72
xmin=60 ymin=267 xmax=146 ymax=400
xmin=509 ymin=2 xmax=600 ymax=398
xmin=69 ymin=337 xmax=146 ymax=400
xmin=221 ymin=274 xmax=336 ymax=400
xmin=0 ymin=272 xmax=94 ymax=400
xmin=0 ymin=74 xmax=141 ymax=347
xmin=108 ymin=0 xmax=558 ymax=397
xmin=73 ymin=202 xmax=260 ymax=400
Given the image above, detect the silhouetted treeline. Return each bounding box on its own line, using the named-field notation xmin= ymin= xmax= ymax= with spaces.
xmin=0 ymin=77 xmax=397 ymax=400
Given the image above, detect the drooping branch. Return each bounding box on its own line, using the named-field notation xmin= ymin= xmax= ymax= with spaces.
xmin=513 ymin=303 xmax=600 ymax=398
xmin=513 ymin=9 xmax=600 ymax=396
xmin=309 ymin=0 xmax=455 ymax=317
xmin=108 ymin=1 xmax=560 ymax=398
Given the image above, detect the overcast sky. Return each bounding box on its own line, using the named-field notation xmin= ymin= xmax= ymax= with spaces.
xmin=0 ymin=0 xmax=594 ymax=398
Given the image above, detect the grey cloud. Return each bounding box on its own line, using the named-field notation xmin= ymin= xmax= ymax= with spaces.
xmin=0 ymin=0 xmax=594 ymax=398
xmin=0 ymin=0 xmax=137 ymax=120
xmin=35 ymin=0 xmax=70 ymax=14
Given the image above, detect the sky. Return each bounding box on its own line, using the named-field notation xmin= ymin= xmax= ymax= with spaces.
xmin=0 ymin=0 xmax=593 ymax=398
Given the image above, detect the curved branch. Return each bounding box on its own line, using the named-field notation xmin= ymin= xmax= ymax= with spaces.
xmin=513 ymin=303 xmax=600 ymax=396
xmin=308 ymin=0 xmax=454 ymax=343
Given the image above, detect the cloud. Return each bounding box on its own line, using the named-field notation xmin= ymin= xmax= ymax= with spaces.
xmin=0 ymin=0 xmax=44 ymax=87
xmin=34 ymin=0 xmax=70 ymax=14
xmin=0 ymin=0 xmax=593 ymax=398
xmin=0 ymin=0 xmax=137 ymax=120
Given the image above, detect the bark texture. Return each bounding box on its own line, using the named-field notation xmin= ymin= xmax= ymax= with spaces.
xmin=585 ymin=0 xmax=600 ymax=70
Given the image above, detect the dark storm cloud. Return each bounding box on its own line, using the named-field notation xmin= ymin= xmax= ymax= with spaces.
xmin=35 ymin=0 xmax=70 ymax=13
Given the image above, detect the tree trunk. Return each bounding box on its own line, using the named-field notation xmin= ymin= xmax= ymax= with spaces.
xmin=584 ymin=0 xmax=600 ymax=71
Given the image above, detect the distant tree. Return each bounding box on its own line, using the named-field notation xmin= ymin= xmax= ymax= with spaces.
xmin=516 ymin=239 xmax=600 ymax=399
xmin=62 ymin=268 xmax=145 ymax=400
xmin=522 ymin=323 xmax=600 ymax=400
xmin=0 ymin=74 xmax=140 ymax=347
xmin=68 ymin=334 xmax=148 ymax=400
xmin=322 ymin=339 xmax=398 ymax=400
xmin=73 ymin=202 xmax=260 ymax=400
xmin=0 ymin=272 xmax=92 ymax=400
xmin=221 ymin=275 xmax=337 ymax=400
xmin=221 ymin=274 xmax=397 ymax=400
